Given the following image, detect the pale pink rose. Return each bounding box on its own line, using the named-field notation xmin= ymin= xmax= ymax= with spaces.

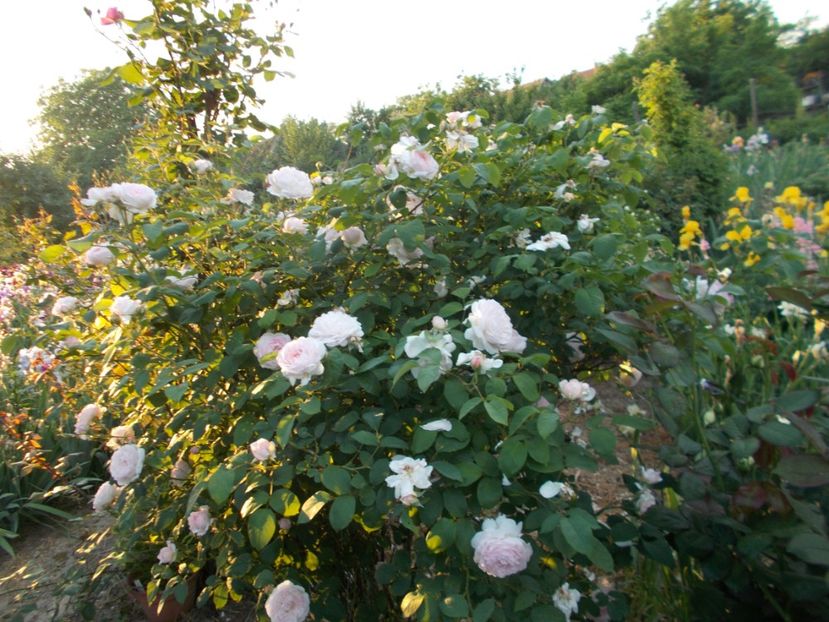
xmin=456 ymin=350 xmax=503 ymax=373
xmin=188 ymin=505 xmax=212 ymax=537
xmin=471 ymin=514 xmax=533 ymax=578
xmin=75 ymin=404 xmax=102 ymax=436
xmin=265 ymin=580 xmax=310 ymax=622
xmin=386 ymin=237 xmax=424 ymax=266
xmin=51 ymin=296 xmax=79 ymax=316
xmin=92 ymin=481 xmax=119 ymax=511
xmin=254 ymin=332 xmax=291 ymax=370
xmin=399 ymin=149 xmax=439 ymax=180
xmin=157 ymin=540 xmax=177 ymax=564
xmin=106 ymin=424 xmax=135 ymax=449
xmin=282 ymin=217 xmax=309 ymax=235
xmin=276 ymin=337 xmax=326 ymax=386
xmin=464 ymin=299 xmax=527 ymax=355
xmin=308 ymin=310 xmax=364 ymax=350
xmin=109 ymin=444 xmax=144 ymax=486
xmin=83 ymin=245 xmax=115 ymax=266
xmin=109 ymin=295 xmax=142 ymax=324
xmin=340 ymin=227 xmax=367 ymax=249
xmin=250 ymin=438 xmax=276 ymax=461
xmin=266 ymin=167 xmax=313 ymax=200
xmin=100 ymin=7 xmax=124 ymax=25
xmin=558 ymin=379 xmax=596 ymax=402
xmin=170 ymin=459 xmax=191 ymax=486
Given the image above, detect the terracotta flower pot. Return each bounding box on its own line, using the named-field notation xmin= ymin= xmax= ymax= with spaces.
xmin=128 ymin=574 xmax=199 ymax=622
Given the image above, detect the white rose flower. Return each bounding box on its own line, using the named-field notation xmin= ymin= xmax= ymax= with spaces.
xmin=92 ymin=481 xmax=119 ymax=512
xmin=558 ymin=379 xmax=596 ymax=402
xmin=513 ymin=228 xmax=532 ymax=249
xmin=433 ymin=278 xmax=448 ymax=297
xmin=641 ymin=467 xmax=662 ymax=484
xmin=592 ymin=105 xmax=607 ymax=114
xmin=420 ymin=419 xmax=453 ymax=432
xmin=391 ymin=137 xmax=440 ymax=180
xmin=250 ymin=438 xmax=277 ymax=461
xmin=539 ymin=481 xmax=574 ymax=499
xmin=276 ymin=337 xmax=327 ymax=386
xmin=266 ymin=166 xmax=313 ymax=199
xmin=157 ymin=540 xmax=177 ymax=564
xmin=404 ymin=331 xmax=456 ymax=377
xmin=308 ymin=310 xmax=364 ymax=350
xmin=470 ymin=514 xmax=533 ymax=578
xmin=385 ymin=456 xmax=433 ymax=502
xmin=221 ymin=188 xmax=255 ymax=206
xmin=192 ymin=159 xmax=213 ymax=174
xmin=282 ymin=217 xmax=309 ymax=235
xmin=779 ymin=301 xmax=809 ymax=319
xmin=108 ymin=182 xmax=157 ymax=224
xmin=386 ymin=237 xmax=424 ymax=266
xmin=83 ymin=245 xmax=115 ymax=267
xmin=431 ymin=316 xmax=447 ymax=330
xmin=277 ymin=289 xmax=299 ymax=307
xmin=636 ymin=489 xmax=657 ymax=515
xmin=446 ymin=130 xmax=479 ymax=153
xmin=106 ymin=424 xmax=135 ymax=449
xmin=75 ymin=403 xmax=102 ymax=436
xmin=109 ymin=443 xmax=145 ymax=486
xmin=587 ymin=151 xmax=611 ymax=171
xmin=170 ymin=458 xmax=191 ymax=486
xmin=456 ymin=350 xmax=503 ymax=373
xmin=386 ymin=187 xmax=424 ymax=216
xmin=187 ymin=505 xmax=212 ymax=537
xmin=340 ymin=226 xmax=367 ymax=249
xmin=464 ymin=299 xmax=527 ymax=355
xmin=265 ymin=580 xmax=311 ymax=622
xmin=553 ymin=582 xmax=582 ymax=621
xmin=526 ymin=231 xmax=570 ymax=252
xmin=576 ymin=214 xmax=600 ymax=234
xmin=109 ymin=295 xmax=143 ymax=324
xmin=81 ymin=185 xmax=117 ymax=207
xmin=51 ymin=296 xmax=79 ymax=316
xmin=254 ymin=332 xmax=291 ymax=370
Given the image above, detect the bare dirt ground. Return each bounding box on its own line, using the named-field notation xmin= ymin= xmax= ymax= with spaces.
xmin=0 ymin=380 xmax=657 ymax=622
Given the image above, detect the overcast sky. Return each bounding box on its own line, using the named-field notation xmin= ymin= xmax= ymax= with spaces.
xmin=1 ymin=0 xmax=825 ymax=154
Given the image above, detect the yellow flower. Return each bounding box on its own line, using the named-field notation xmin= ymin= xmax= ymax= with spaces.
xmin=739 ymin=225 xmax=752 ymax=240
xmin=681 ymin=205 xmax=691 ymax=221
xmin=744 ymin=252 xmax=761 ymax=267
xmin=681 ymin=219 xmax=701 ymax=236
xmin=725 ymin=230 xmax=743 ymax=243
xmin=732 ymin=187 xmax=751 ymax=204
xmin=773 ymin=207 xmax=794 ymax=229
xmin=678 ymin=232 xmax=695 ymax=250
xmin=725 ymin=207 xmax=744 ymax=225
xmin=776 ymin=185 xmax=807 ymax=211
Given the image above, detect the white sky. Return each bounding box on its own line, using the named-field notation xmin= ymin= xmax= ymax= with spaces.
xmin=1 ymin=0 xmax=826 ymax=154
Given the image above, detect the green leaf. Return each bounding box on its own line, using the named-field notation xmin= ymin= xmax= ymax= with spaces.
xmin=207 ymin=466 xmax=236 ymax=505
xmin=473 ymin=598 xmax=496 ymax=622
xmin=328 ymin=495 xmax=356 ymax=531
xmin=560 ymin=517 xmax=592 ymax=554
xmin=39 ymin=245 xmax=67 ymax=263
xmin=758 ymin=421 xmax=804 ymax=447
xmin=297 ymin=491 xmax=331 ymax=524
xmin=537 ymin=409 xmax=559 ymax=439
xmin=440 ymin=594 xmax=469 ymax=618
xmin=497 ymin=438 xmax=528 ymax=475
xmin=459 ymin=397 xmax=482 ymax=420
xmin=787 ymin=533 xmax=829 ymax=566
xmin=351 ymin=430 xmax=379 ymax=446
xmin=401 ymin=591 xmax=425 ymax=618
xmin=474 ymin=163 xmax=501 ymax=187
xmin=427 ymin=518 xmax=457 ymax=553
xmin=164 ymin=383 xmax=189 ymax=403
xmin=269 ymin=489 xmax=300 ymax=517
xmin=444 ymin=378 xmax=470 ymax=409
xmin=321 ymin=466 xmax=352 ymax=495
xmin=247 ymin=508 xmax=276 ymax=551
xmin=433 ymin=461 xmax=463 ymax=481
xmin=776 ymin=390 xmax=819 ymax=413
xmin=774 ymin=455 xmax=829 ymax=487
xmin=574 ymin=287 xmax=605 ymax=317
xmin=592 ymin=234 xmax=618 ymax=260
xmin=513 ymin=372 xmax=539 ymax=401
xmin=477 ymin=477 xmax=502 ymax=508
xmin=484 ymin=396 xmax=510 ymax=425
xmin=116 ymin=62 xmax=144 ymax=85
xmin=589 ymin=428 xmax=616 ymax=459
xmin=458 ymin=165 xmax=477 ymax=188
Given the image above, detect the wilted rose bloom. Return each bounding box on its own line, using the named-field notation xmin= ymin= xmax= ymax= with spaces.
xmin=553 ymin=582 xmax=582 ymax=622
xmin=83 ymin=245 xmax=115 ymax=266
xmin=420 ymin=419 xmax=453 ymax=432
xmin=254 ymin=332 xmax=291 ymax=370
xmin=619 ymin=363 xmax=642 ymax=388
xmin=386 ymin=237 xmax=424 ymax=266
xmin=266 ymin=166 xmax=313 ymax=199
xmin=282 ymin=217 xmax=309 ymax=235
xmin=157 ymin=540 xmax=177 ymax=564
xmin=92 ymin=481 xmax=119 ymax=511
xmin=340 ymin=227 xmax=367 ymax=249
xmin=170 ymin=458 xmax=191 ymax=486
xmin=109 ymin=295 xmax=142 ymax=324
xmin=587 ymin=151 xmax=611 ymax=171
xmin=636 ymin=489 xmax=657 ymax=515
xmin=165 ymin=272 xmax=198 ymax=290
xmin=109 ymin=443 xmax=145 ymax=486
xmin=456 ymin=350 xmax=503 ymax=373
xmin=250 ymin=438 xmax=277 ymax=461
xmin=51 ymin=296 xmax=79 ymax=316
xmin=470 ymin=515 xmax=533 ymax=578
xmin=558 ymin=379 xmax=596 ymax=402
xmin=308 ymin=310 xmax=364 ymax=350
xmin=513 ymin=228 xmax=532 ymax=249
xmin=433 ymin=278 xmax=448 ymax=297
xmin=465 ymin=299 xmax=527 ymax=355
xmin=386 ymin=187 xmax=424 ymax=216
xmin=100 ymin=6 xmax=124 ymax=25
xmin=277 ymin=289 xmax=299 ymax=306
xmin=539 ymin=480 xmax=574 ymax=499
xmin=265 ymin=580 xmax=311 ymax=622
xmin=106 ymin=424 xmax=135 ymax=449
xmin=385 ymin=456 xmax=433 ymax=502
xmin=276 ymin=337 xmax=326 ymax=386
xmin=526 ymin=231 xmax=570 ymax=251
xmin=75 ymin=403 xmax=102 ymax=436
xmin=192 ymin=159 xmax=213 ymax=174
xmin=187 ymin=505 xmax=212 ymax=537
xmin=221 ymin=188 xmax=255 ymax=206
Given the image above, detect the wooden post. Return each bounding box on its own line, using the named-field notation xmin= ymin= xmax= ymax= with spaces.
xmin=749 ymin=78 xmax=759 ymax=127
